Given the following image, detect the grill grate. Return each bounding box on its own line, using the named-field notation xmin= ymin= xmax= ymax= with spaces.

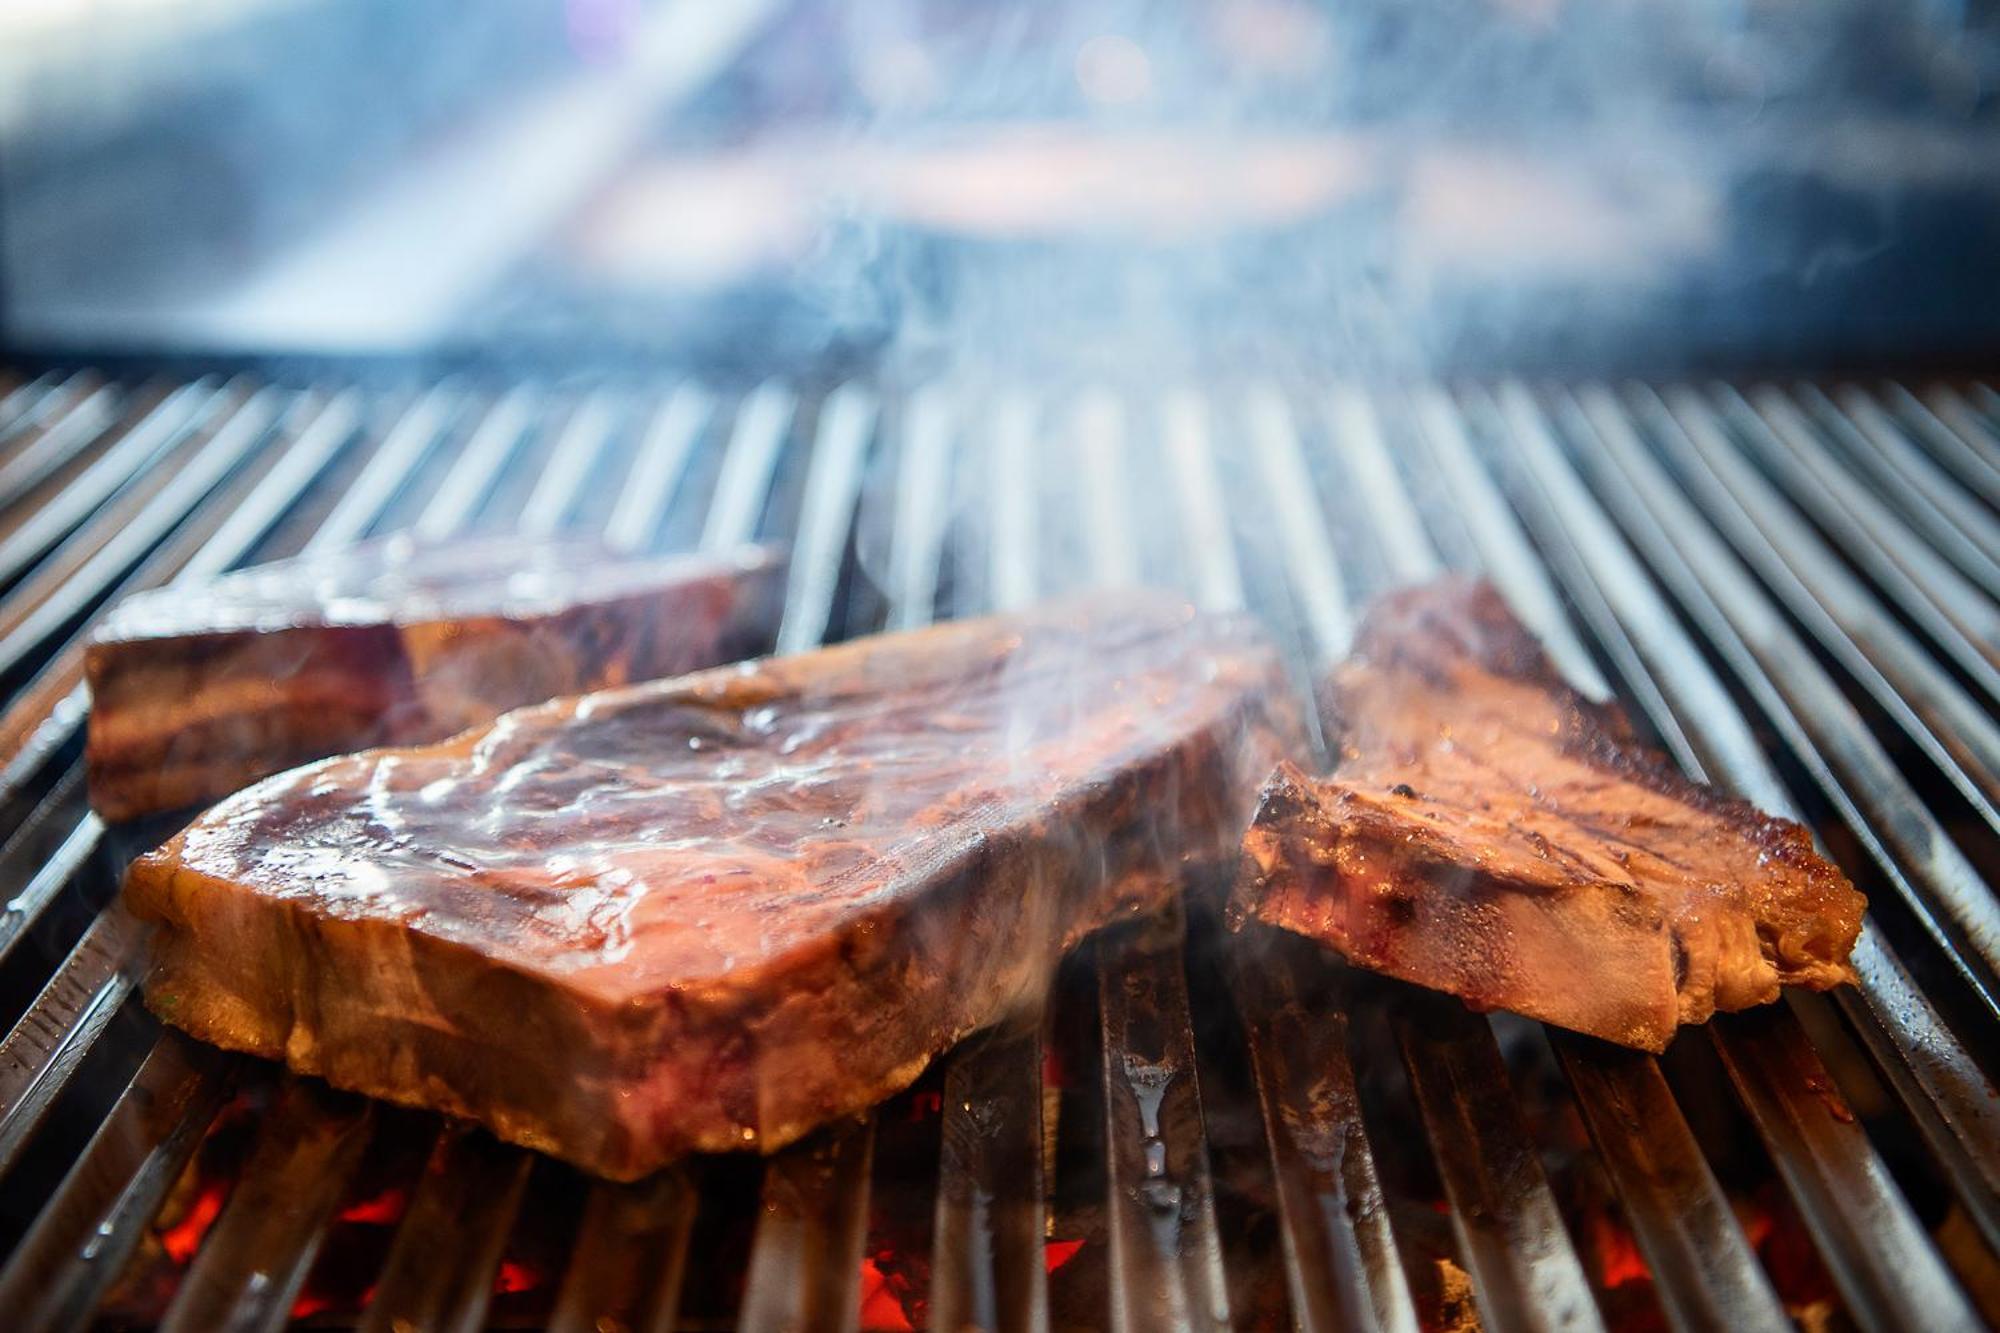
xmin=0 ymin=369 xmax=1992 ymax=1330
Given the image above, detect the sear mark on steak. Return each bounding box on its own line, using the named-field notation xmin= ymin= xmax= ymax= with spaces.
xmin=124 ymin=594 xmax=1306 ymax=1179
xmin=85 ymin=536 xmax=784 ymax=822
xmin=1231 ymin=577 xmax=1863 ymax=1052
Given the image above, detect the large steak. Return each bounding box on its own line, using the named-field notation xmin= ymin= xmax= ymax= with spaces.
xmin=1233 ymin=578 xmax=1863 ymax=1051
xmin=125 ymin=595 xmax=1304 ymax=1178
xmin=85 ymin=537 xmax=783 ymax=821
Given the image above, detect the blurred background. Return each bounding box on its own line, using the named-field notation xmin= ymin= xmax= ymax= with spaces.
xmin=2 ymin=0 xmax=1998 ymax=378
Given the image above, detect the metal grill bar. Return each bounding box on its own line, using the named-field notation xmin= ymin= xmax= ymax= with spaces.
xmin=1903 ymin=385 xmax=2000 ymax=505
xmin=1490 ymin=383 xmax=1987 ymax=1328
xmin=701 ymin=382 xmax=793 ymax=553
xmin=1208 ymin=387 xmax=1414 ymax=1333
xmin=0 ymin=1032 xmax=231 ymax=1330
xmin=607 ymin=385 xmax=709 ymax=554
xmin=0 ymin=384 xmax=223 ymax=595
xmin=1073 ymin=389 xmax=1233 ymax=1332
xmin=1550 ymin=1035 xmax=1788 ymax=1333
xmin=549 ymin=1168 xmax=696 ymax=1333
xmin=1614 ymin=388 xmax=2000 ymax=1008
xmin=1824 ymin=386 xmax=2000 ymax=571
xmin=903 ymin=390 xmax=1055 ymax=1333
xmin=732 ymin=390 xmax=880 ymax=1330
xmin=0 ymin=377 xmax=120 ymax=515
xmin=360 ymin=1125 xmax=534 ymax=1333
xmin=0 ymin=369 xmax=1989 ymax=1331
xmin=158 ymin=1081 xmax=375 ymax=1333
xmin=1252 ymin=381 xmax=1609 ymax=1333
xmin=1649 ymin=386 xmax=2000 ymax=822
xmin=1398 ymin=996 xmax=1606 ymax=1333
xmin=1733 ymin=388 xmax=2000 ymax=671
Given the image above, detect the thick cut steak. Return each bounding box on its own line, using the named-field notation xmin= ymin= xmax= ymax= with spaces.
xmin=85 ymin=537 xmax=783 ymax=821
xmin=125 ymin=595 xmax=1304 ymax=1178
xmin=1233 ymin=578 xmax=1863 ymax=1051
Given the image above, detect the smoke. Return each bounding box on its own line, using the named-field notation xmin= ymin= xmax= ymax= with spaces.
xmin=719 ymin=0 xmax=1997 ymax=383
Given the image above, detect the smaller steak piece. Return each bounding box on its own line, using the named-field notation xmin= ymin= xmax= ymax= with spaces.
xmin=124 ymin=595 xmax=1304 ymax=1179
xmin=1233 ymin=578 xmax=1863 ymax=1051
xmin=85 ymin=538 xmax=783 ymax=821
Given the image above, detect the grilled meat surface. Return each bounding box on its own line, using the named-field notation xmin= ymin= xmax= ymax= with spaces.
xmin=85 ymin=537 xmax=783 ymax=821
xmin=125 ymin=594 xmax=1304 ymax=1179
xmin=1233 ymin=578 xmax=1863 ymax=1051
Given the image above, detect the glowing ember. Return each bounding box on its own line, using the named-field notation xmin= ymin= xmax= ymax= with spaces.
xmin=1591 ymin=1214 xmax=1651 ymax=1289
xmin=159 ymin=1178 xmax=228 ymax=1265
xmin=337 ymin=1186 xmax=408 ymax=1226
xmin=1044 ymin=1238 xmax=1085 ymax=1273
xmin=290 ymin=1290 xmax=335 ymax=1320
xmin=907 ymin=1090 xmax=943 ymax=1121
xmin=858 ymin=1256 xmax=915 ymax=1332
xmin=493 ymin=1260 xmax=541 ymax=1295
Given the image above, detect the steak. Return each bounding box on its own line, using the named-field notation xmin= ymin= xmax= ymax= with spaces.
xmin=85 ymin=537 xmax=783 ymax=821
xmin=124 ymin=595 xmax=1304 ymax=1179
xmin=1232 ymin=578 xmax=1863 ymax=1051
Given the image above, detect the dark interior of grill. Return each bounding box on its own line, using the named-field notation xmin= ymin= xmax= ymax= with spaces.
xmin=0 ymin=370 xmax=1992 ymax=1331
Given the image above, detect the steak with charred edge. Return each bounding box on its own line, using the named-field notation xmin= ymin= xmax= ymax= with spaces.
xmin=86 ymin=538 xmax=784 ymax=821
xmin=124 ymin=595 xmax=1305 ymax=1180
xmin=1232 ymin=577 xmax=1863 ymax=1052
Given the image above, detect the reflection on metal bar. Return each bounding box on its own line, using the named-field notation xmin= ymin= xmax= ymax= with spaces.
xmin=1246 ymin=383 xmax=1352 ymax=659
xmin=737 ymin=1119 xmax=876 ymax=1333
xmin=1099 ymin=910 xmax=1232 ymax=1332
xmin=1713 ymin=1007 xmax=1980 ymax=1331
xmin=1075 ymin=388 xmax=1139 ymax=588
xmin=1397 ymin=993 xmax=1606 ymax=1333
xmin=360 ymin=1124 xmax=534 ymax=1333
xmin=931 ymin=1019 xmax=1050 ymax=1333
xmin=1234 ymin=934 xmax=1417 ymax=1333
xmin=0 ymin=1031 xmax=232 ymax=1333
xmin=885 ymin=385 xmax=953 ymax=630
xmin=1551 ymin=1035 xmax=1788 ymax=1333
xmin=412 ymin=387 xmax=536 ymax=541
xmin=0 ymin=903 xmax=149 ymax=1180
xmin=519 ymin=391 xmax=618 ymax=539
xmin=777 ymin=383 xmax=876 ymax=654
xmin=1160 ymin=389 xmax=1245 ymax=612
xmin=549 ymin=1169 xmax=697 ymax=1333
xmin=607 ymin=384 xmax=710 ymax=553
xmin=988 ymin=390 xmax=1040 ymax=613
xmin=1512 ymin=383 xmax=2000 ymax=1258
xmin=1326 ymin=384 xmax=1440 ymax=586
xmin=158 ymin=1078 xmax=376 ymax=1333
xmin=701 ymin=383 xmax=794 ymax=551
